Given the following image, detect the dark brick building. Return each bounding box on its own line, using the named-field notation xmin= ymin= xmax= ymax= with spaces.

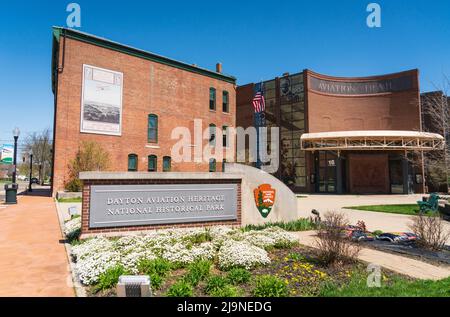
xmin=237 ymin=69 xmax=444 ymax=194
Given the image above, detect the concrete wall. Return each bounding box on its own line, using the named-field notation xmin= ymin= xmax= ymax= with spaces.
xmin=225 ymin=163 xmax=298 ymax=225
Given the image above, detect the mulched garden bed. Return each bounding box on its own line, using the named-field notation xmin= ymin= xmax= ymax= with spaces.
xmin=86 ymin=244 xmax=400 ymax=297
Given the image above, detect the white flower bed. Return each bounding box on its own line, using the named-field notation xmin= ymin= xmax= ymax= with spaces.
xmin=217 ymin=240 xmax=270 ymax=270
xmin=63 ymin=217 xmax=81 ymax=240
xmin=69 ymin=226 xmax=298 ymax=285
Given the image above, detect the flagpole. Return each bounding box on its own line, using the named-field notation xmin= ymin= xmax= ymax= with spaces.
xmin=256 ymin=80 xmax=263 ymax=169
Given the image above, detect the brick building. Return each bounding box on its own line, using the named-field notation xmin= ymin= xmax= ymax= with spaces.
xmin=51 ymin=27 xmax=236 ymax=195
xmin=237 ymin=69 xmax=444 ymax=194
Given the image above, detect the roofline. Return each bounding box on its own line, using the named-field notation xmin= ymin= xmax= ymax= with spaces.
xmin=51 ymin=27 xmax=236 ymax=84
xmin=237 ymin=71 xmax=304 ymax=88
xmin=304 ymin=68 xmax=419 ymax=82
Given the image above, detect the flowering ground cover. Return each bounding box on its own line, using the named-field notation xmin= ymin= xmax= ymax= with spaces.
xmin=63 ymin=218 xmax=447 ymax=297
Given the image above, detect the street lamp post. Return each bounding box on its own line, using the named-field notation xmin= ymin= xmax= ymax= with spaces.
xmin=12 ymin=127 xmax=20 ymax=184
xmin=28 ymin=150 xmax=33 ymax=192
xmin=5 ymin=127 xmax=20 ymax=204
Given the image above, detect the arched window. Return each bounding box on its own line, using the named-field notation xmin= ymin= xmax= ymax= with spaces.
xmin=209 ymin=124 xmax=216 ymax=146
xmin=148 ymin=114 xmax=158 ymax=143
xmin=128 ymin=154 xmax=138 ymax=171
xmin=209 ymin=158 xmax=217 ymax=172
xmin=209 ymin=88 xmax=216 ymax=111
xmin=148 ymin=155 xmax=157 ymax=172
xmin=163 ymin=156 xmax=171 ymax=172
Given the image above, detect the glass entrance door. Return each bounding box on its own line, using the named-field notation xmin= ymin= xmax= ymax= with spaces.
xmin=315 ymin=151 xmax=337 ymax=193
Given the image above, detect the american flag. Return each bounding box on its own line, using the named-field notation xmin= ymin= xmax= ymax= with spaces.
xmin=252 ymin=89 xmax=265 ymax=113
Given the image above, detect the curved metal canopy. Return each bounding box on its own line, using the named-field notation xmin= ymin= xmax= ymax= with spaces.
xmin=300 ymin=130 xmax=445 ymax=151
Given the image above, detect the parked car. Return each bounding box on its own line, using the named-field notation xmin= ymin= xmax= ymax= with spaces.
xmin=30 ymin=178 xmax=39 ymax=184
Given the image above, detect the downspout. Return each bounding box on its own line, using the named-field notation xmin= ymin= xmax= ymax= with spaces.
xmin=50 ymin=29 xmax=66 ymax=196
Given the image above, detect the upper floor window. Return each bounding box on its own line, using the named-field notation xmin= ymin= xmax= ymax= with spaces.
xmin=148 ymin=155 xmax=157 ymax=172
xmin=223 ymin=91 xmax=229 ymax=113
xmin=128 ymin=154 xmax=138 ymax=171
xmin=163 ymin=156 xmax=171 ymax=172
xmin=209 ymin=158 xmax=217 ymax=172
xmin=148 ymin=114 xmax=158 ymax=143
xmin=209 ymin=124 xmax=216 ymax=146
xmin=209 ymin=88 xmax=216 ymax=111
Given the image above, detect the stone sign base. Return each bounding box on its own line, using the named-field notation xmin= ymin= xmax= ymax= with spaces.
xmin=79 ymin=172 xmax=242 ymax=239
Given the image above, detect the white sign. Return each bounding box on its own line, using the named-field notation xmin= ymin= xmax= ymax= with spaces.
xmin=80 ymin=65 xmax=123 ymax=136
xmin=0 ymin=144 xmax=14 ymax=165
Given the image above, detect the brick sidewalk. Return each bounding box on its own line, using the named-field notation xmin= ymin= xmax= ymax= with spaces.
xmin=294 ymin=231 xmax=450 ymax=280
xmin=0 ymin=196 xmax=75 ymax=296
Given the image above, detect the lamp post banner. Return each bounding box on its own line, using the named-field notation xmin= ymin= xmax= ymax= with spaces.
xmin=0 ymin=144 xmax=14 ymax=165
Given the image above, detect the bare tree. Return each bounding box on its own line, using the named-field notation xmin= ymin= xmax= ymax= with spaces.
xmin=22 ymin=128 xmax=53 ymax=185
xmin=421 ymin=75 xmax=450 ymax=193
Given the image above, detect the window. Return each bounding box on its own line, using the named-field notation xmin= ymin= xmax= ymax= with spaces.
xmin=209 ymin=88 xmax=216 ymax=111
xmin=222 ymin=91 xmax=229 ymax=113
xmin=222 ymin=126 xmax=228 ymax=148
xmin=163 ymin=156 xmax=171 ymax=172
xmin=128 ymin=154 xmax=138 ymax=171
xmin=209 ymin=158 xmax=216 ymax=172
xmin=209 ymin=124 xmax=216 ymax=146
xmin=222 ymin=159 xmax=226 ymax=172
xmin=148 ymin=155 xmax=157 ymax=172
xmin=148 ymin=114 xmax=158 ymax=143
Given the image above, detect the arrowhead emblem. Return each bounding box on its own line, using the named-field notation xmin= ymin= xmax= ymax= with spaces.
xmin=254 ymin=184 xmax=276 ymax=218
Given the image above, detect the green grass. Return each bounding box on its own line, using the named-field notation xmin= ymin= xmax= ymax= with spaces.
xmin=243 ymin=218 xmax=317 ymax=232
xmin=320 ymin=272 xmax=450 ymax=297
xmin=343 ymin=204 xmax=422 ymax=215
xmin=57 ymin=197 xmax=82 ymax=203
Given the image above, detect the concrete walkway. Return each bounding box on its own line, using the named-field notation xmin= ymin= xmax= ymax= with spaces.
xmin=294 ymin=231 xmax=450 ymax=280
xmin=0 ymin=195 xmax=75 ymax=297
xmin=297 ymin=194 xmax=450 ymax=236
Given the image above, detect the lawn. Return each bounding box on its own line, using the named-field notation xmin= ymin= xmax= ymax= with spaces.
xmin=343 ymin=204 xmax=421 ymax=215
xmin=57 ymin=197 xmax=82 ymax=203
xmin=320 ymin=272 xmax=450 ymax=297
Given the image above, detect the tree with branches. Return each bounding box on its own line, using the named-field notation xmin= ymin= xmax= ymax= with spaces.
xmin=421 ymin=75 xmax=450 ymax=193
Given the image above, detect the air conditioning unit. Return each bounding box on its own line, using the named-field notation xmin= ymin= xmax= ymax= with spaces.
xmin=116 ymin=275 xmax=152 ymax=297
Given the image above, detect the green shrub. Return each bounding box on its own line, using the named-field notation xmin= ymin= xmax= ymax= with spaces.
xmin=210 ymin=285 xmax=241 ymax=297
xmin=205 ymin=275 xmax=228 ymax=294
xmin=94 ymin=265 xmax=127 ymax=292
xmin=65 ymin=141 xmax=110 ymax=192
xmin=372 ymin=230 xmax=383 ymax=236
xmin=227 ymin=268 xmax=251 ymax=285
xmin=287 ymin=252 xmax=305 ymax=262
xmin=65 ymin=178 xmax=83 ymax=192
xmin=167 ymin=280 xmax=193 ymax=297
xmin=252 ymin=275 xmax=288 ymax=297
xmin=138 ymin=258 xmax=171 ymax=277
xmin=243 ymin=218 xmax=316 ymax=232
xmin=138 ymin=258 xmax=172 ymax=289
xmin=186 ymin=231 xmax=213 ymax=244
xmin=184 ymin=260 xmax=211 ymax=286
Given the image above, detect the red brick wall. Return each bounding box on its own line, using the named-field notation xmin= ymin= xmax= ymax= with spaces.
xmin=305 ymin=69 xmax=421 ymax=133
xmin=53 ymin=37 xmax=236 ymax=195
xmin=81 ymin=179 xmax=242 ymax=236
xmin=348 ymin=153 xmax=390 ymax=194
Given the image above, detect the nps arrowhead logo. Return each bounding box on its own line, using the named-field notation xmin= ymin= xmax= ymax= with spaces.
xmin=254 ymin=184 xmax=276 ymax=218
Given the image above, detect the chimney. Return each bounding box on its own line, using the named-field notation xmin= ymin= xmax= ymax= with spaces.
xmin=216 ymin=62 xmax=222 ymax=74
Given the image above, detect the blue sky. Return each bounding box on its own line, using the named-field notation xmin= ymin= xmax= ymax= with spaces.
xmin=0 ymin=0 xmax=450 ymax=147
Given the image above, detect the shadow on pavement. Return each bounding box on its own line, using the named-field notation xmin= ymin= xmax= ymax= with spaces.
xmin=19 ymin=187 xmax=52 ymax=197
